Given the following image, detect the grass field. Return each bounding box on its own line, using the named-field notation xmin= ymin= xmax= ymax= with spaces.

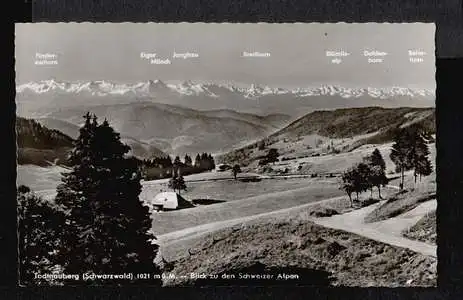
xmin=141 ymin=176 xmax=327 ymax=203
xmin=149 ymin=179 xmax=343 ymax=236
xmin=17 ymin=165 xmax=68 ymax=191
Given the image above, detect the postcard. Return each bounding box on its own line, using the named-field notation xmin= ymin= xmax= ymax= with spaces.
xmin=15 ymin=22 xmax=436 ymax=286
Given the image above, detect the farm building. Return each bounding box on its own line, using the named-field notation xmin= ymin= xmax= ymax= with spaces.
xmin=150 ymin=192 xmax=194 ymax=211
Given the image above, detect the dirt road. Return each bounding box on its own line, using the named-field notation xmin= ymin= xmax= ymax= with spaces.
xmin=313 ymin=200 xmax=437 ymax=257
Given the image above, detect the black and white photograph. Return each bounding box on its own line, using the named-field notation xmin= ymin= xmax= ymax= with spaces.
xmin=15 ymin=23 xmax=436 ymax=286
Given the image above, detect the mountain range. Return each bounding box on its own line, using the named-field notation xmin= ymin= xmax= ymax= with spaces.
xmin=17 ymin=79 xmax=434 ymax=117
xmin=16 ymin=79 xmax=435 ymax=159
xmin=27 ymin=102 xmax=290 ymax=157
xmin=17 ymin=79 xmax=434 ymax=99
xmin=17 ymin=106 xmax=436 ymax=168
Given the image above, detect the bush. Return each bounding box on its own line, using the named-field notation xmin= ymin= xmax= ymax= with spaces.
xmin=310 ymin=208 xmax=339 ymax=217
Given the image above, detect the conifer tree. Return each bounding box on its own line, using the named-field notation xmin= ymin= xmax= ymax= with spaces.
xmin=390 ymin=128 xmax=414 ymax=190
xmin=208 ymin=154 xmax=216 ymax=170
xmin=416 ymin=157 xmax=433 ymax=181
xmin=194 ymin=154 xmax=201 ymax=168
xmin=390 ymin=126 xmax=433 ymax=189
xmin=411 ymin=132 xmax=432 ymax=183
xmin=168 ymin=174 xmax=187 ymax=195
xmin=54 ymin=113 xmax=160 ymax=285
xmin=184 ymin=154 xmax=192 ymax=166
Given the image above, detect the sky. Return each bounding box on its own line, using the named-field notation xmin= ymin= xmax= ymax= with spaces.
xmin=15 ymin=23 xmax=435 ymax=89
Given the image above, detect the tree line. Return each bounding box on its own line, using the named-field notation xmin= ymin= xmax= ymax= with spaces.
xmin=141 ymin=152 xmax=216 ymax=180
xmin=340 ymin=126 xmax=433 ymax=206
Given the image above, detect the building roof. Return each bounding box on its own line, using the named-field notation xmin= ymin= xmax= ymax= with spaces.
xmin=152 ymin=192 xmax=194 ymax=210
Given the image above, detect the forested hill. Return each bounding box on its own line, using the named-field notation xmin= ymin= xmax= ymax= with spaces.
xmin=217 ymin=106 xmax=435 ymax=166
xmin=16 ymin=116 xmax=74 ymax=149
xmin=268 ymin=106 xmax=435 ymax=140
xmin=16 ymin=116 xmax=74 ymax=166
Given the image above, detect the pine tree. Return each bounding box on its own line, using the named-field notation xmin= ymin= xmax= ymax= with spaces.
xmin=184 ymin=154 xmax=192 ymax=166
xmin=194 ymin=154 xmax=201 ymax=168
xmin=176 ymin=175 xmax=187 ymax=195
xmin=208 ymin=154 xmax=216 ymax=170
xmin=390 ymin=126 xmax=433 ymax=189
xmin=173 ymin=156 xmax=182 ymax=175
xmin=390 ymin=128 xmax=414 ymax=190
xmin=411 ymin=132 xmax=432 ymax=183
xmin=164 ymin=156 xmax=173 ymax=167
xmin=54 ymin=114 xmax=160 ymax=285
xmin=416 ymin=156 xmax=433 ymax=181
xmin=369 ymin=148 xmax=386 ymax=171
xmin=168 ymin=174 xmax=187 ymax=195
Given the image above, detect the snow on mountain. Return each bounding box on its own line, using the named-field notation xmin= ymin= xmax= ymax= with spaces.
xmin=16 ymin=79 xmax=435 ymax=100
xmin=167 ymin=80 xmax=219 ymax=97
xmin=133 ymin=79 xmax=170 ymax=95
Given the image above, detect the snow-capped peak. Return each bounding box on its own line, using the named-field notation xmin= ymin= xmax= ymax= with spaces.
xmin=16 ymin=79 xmax=435 ymax=100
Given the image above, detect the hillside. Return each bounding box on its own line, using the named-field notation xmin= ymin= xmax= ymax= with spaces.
xmin=199 ymin=109 xmax=290 ymax=129
xmin=17 ymin=116 xmax=167 ymax=166
xmin=269 ymin=107 xmax=434 ymax=140
xmin=402 ymin=210 xmax=436 ymax=245
xmin=16 ymin=117 xmax=74 ymax=166
xmin=218 ymin=106 xmax=435 ymax=166
xmin=163 ymin=219 xmax=436 ymax=287
xmin=36 ymin=117 xmax=166 ymax=159
xmin=16 ymin=117 xmax=74 ymax=149
xmin=36 ymin=118 xmax=81 ymax=139
xmin=28 ymin=102 xmax=285 ymax=156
